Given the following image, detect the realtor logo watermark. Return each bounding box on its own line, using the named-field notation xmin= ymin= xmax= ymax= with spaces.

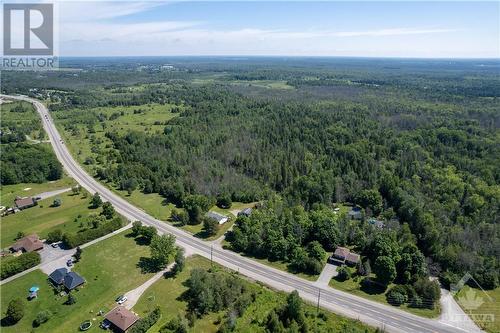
xmin=449 ymin=273 xmax=495 ymax=329
xmin=2 ymin=3 xmax=58 ymax=70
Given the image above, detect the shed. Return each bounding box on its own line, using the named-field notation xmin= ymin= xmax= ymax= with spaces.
xmin=238 ymin=208 xmax=253 ymax=217
xmin=14 ymin=197 xmax=37 ymax=210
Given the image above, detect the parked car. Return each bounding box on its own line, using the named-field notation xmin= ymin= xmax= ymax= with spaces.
xmin=51 ymin=242 xmax=59 ymax=248
xmin=116 ymin=295 xmax=127 ymax=304
xmin=66 ymin=259 xmax=73 ymax=267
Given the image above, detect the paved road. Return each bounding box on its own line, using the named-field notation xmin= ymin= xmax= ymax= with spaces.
xmin=2 ymin=94 xmax=474 ymax=333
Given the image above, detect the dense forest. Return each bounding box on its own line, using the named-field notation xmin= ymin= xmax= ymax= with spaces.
xmin=2 ymin=58 xmax=499 ymax=293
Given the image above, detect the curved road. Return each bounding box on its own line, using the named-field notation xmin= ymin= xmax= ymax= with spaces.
xmin=3 ymin=94 xmax=469 ymax=333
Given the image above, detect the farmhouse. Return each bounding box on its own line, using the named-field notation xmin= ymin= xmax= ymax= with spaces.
xmin=206 ymin=211 xmax=229 ymax=225
xmin=104 ymin=306 xmax=139 ymax=332
xmin=11 ymin=234 xmax=44 ymax=252
xmin=14 ymin=196 xmax=37 ymax=210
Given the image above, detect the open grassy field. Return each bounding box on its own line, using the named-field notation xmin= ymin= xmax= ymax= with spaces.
xmin=112 ymin=188 xmax=176 ymax=221
xmin=133 ymin=255 xmax=376 ymax=333
xmin=455 ymin=285 xmax=499 ymax=333
xmin=0 ymin=230 xmax=154 ymax=333
xmin=329 ymin=270 xmax=440 ymax=319
xmin=55 ymin=103 xmax=180 ymax=168
xmin=0 ymin=177 xmax=76 ymax=207
xmin=0 ymin=190 xmax=95 ymax=249
xmin=0 ymin=100 xmax=45 ymax=140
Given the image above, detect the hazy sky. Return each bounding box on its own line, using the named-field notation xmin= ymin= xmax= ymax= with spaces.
xmin=53 ymin=1 xmax=500 ymax=58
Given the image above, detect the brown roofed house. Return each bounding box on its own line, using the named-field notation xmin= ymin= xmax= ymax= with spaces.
xmin=345 ymin=252 xmax=360 ymax=266
xmin=14 ymin=197 xmax=37 ymax=210
xmin=11 ymin=234 xmax=44 ymax=252
xmin=105 ymin=306 xmax=139 ymax=332
xmin=332 ymin=247 xmax=350 ymax=262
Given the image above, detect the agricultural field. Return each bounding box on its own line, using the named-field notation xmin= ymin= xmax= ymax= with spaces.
xmin=0 ymin=189 xmax=95 ymax=249
xmin=133 ymin=255 xmax=375 ymax=333
xmin=0 ymin=230 xmax=154 ymax=333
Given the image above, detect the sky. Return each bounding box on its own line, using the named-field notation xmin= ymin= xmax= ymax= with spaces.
xmin=30 ymin=1 xmax=500 ymax=57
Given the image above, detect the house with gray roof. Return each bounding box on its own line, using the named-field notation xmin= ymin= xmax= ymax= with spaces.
xmin=206 ymin=211 xmax=229 ymax=225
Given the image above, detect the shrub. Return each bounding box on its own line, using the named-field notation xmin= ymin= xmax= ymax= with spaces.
xmin=337 ymin=267 xmax=351 ymax=282
xmin=62 ymin=217 xmax=123 ymax=248
xmin=1 ymin=252 xmax=41 ymax=280
xmin=52 ymin=197 xmax=62 ymax=207
xmin=33 ymin=310 xmax=51 ymax=327
xmin=129 ymin=307 xmax=161 ymax=333
xmin=46 ymin=229 xmax=63 ymax=243
xmin=386 ymin=286 xmax=408 ymax=306
xmin=5 ymin=298 xmax=24 ymax=324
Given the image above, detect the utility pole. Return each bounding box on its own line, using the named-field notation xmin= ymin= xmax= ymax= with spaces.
xmin=317 ymin=288 xmax=321 ymax=313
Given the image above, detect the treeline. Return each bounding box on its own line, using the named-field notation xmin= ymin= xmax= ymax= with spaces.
xmin=62 ymin=216 xmax=123 ymax=248
xmin=1 ymin=143 xmax=63 ymax=185
xmin=1 ymin=252 xmax=41 ymax=280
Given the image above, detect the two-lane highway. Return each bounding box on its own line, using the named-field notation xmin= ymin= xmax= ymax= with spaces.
xmin=3 ymin=94 xmax=474 ymax=333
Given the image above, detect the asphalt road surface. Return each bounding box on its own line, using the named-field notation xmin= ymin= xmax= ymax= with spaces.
xmin=2 ymin=94 xmax=474 ymax=333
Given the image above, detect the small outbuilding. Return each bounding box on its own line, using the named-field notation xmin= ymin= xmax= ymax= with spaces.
xmin=238 ymin=208 xmax=253 ymax=217
xmin=348 ymin=207 xmax=362 ymax=220
xmin=11 ymin=234 xmax=44 ymax=252
xmin=104 ymin=306 xmax=139 ymax=332
xmin=206 ymin=211 xmax=229 ymax=225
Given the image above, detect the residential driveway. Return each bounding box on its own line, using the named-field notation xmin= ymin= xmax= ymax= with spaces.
xmin=315 ymin=263 xmax=338 ymax=287
xmin=123 ymin=262 xmax=175 ymax=310
xmin=35 ymin=187 xmax=72 ymax=200
xmin=439 ymin=288 xmax=483 ymax=333
xmin=39 ymin=244 xmax=74 ymax=274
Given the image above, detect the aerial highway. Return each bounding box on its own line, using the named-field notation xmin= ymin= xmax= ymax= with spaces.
xmin=2 ymin=94 xmax=473 ymax=333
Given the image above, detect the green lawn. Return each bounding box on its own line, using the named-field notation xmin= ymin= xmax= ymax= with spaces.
xmin=0 ymin=177 xmax=76 ymax=207
xmin=0 ymin=190 xmax=94 ymax=249
xmin=455 ymin=286 xmax=499 ymax=333
xmin=329 ymin=271 xmax=440 ymax=319
xmin=112 ymin=188 xmax=175 ymax=221
xmin=0 ymin=230 xmax=154 ymax=333
xmin=133 ymin=255 xmax=376 ymax=333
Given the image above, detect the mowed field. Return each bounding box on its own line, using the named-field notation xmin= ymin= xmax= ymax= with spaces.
xmin=0 ymin=189 xmax=94 ymax=248
xmin=133 ymin=255 xmax=376 ymax=333
xmin=0 ymin=100 xmax=45 ymax=140
xmin=0 ymin=230 xmax=154 ymax=333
